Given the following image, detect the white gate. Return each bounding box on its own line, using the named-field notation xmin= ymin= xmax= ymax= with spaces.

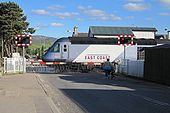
xmin=3 ymin=57 xmax=26 ymax=73
xmin=118 ymin=59 xmax=144 ymax=78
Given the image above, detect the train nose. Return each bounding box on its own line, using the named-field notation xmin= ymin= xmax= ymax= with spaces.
xmin=41 ymin=54 xmax=47 ymax=62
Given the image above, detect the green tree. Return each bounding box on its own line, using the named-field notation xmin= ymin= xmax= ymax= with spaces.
xmin=26 ymin=28 xmax=36 ymax=34
xmin=0 ymin=2 xmax=35 ymax=57
xmin=41 ymin=45 xmax=44 ymax=58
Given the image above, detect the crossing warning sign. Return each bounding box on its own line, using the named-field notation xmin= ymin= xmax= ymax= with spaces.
xmin=15 ymin=34 xmax=32 ymax=46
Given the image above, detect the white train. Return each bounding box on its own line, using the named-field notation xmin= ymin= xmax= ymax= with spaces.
xmin=42 ymin=37 xmax=156 ymax=72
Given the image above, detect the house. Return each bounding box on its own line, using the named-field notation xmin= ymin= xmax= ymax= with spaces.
xmin=72 ymin=26 xmax=88 ymax=37
xmin=88 ymin=26 xmax=157 ymax=39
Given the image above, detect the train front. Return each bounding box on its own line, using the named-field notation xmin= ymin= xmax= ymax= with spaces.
xmin=42 ymin=37 xmax=70 ymax=62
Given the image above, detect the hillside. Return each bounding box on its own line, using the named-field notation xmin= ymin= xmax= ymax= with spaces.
xmin=32 ymin=35 xmax=57 ymax=44
xmin=29 ymin=35 xmax=57 ymax=50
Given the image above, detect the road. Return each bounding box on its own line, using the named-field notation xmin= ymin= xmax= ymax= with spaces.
xmin=39 ymin=72 xmax=170 ymax=113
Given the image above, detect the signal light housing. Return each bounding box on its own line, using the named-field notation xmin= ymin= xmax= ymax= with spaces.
xmin=15 ymin=34 xmax=32 ymax=46
xmin=118 ymin=35 xmax=134 ymax=46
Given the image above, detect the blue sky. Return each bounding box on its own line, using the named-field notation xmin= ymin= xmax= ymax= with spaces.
xmin=1 ymin=0 xmax=170 ymax=38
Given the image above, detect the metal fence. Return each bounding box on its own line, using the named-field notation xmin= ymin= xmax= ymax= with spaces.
xmin=3 ymin=57 xmax=26 ymax=73
xmin=118 ymin=59 xmax=144 ymax=78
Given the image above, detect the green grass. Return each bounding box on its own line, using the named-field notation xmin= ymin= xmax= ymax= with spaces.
xmin=28 ymin=43 xmax=51 ymax=50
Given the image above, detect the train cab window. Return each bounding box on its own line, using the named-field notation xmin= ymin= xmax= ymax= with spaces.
xmin=53 ymin=44 xmax=60 ymax=52
xmin=64 ymin=45 xmax=67 ymax=52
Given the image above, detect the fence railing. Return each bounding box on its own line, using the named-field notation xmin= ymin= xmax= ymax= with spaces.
xmin=118 ymin=59 xmax=144 ymax=78
xmin=3 ymin=57 xmax=26 ymax=73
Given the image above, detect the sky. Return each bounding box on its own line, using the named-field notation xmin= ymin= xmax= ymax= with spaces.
xmin=1 ymin=0 xmax=170 ymax=38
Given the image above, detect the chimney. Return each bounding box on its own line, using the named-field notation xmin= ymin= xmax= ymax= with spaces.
xmin=72 ymin=26 xmax=78 ymax=37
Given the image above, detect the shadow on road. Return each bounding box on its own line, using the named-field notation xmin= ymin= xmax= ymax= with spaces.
xmin=61 ymin=88 xmax=170 ymax=113
xmin=58 ymin=72 xmax=155 ymax=88
xmin=56 ymin=72 xmax=170 ymax=113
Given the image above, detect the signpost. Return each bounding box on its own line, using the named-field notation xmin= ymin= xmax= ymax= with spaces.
xmin=118 ymin=34 xmax=134 ymax=65
xmin=15 ymin=34 xmax=32 ymax=73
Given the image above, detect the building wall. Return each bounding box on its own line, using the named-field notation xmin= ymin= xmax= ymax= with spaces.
xmin=89 ymin=29 xmax=155 ymax=39
xmin=132 ymin=31 xmax=155 ymax=39
xmin=93 ymin=35 xmax=118 ymax=38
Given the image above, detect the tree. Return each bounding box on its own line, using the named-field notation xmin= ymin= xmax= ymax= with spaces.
xmin=0 ymin=2 xmax=35 ymax=57
xmin=41 ymin=45 xmax=44 ymax=58
xmin=27 ymin=28 xmax=36 ymax=34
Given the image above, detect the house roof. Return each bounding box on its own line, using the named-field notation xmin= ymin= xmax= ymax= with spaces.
xmin=89 ymin=26 xmax=157 ymax=36
xmin=131 ymin=27 xmax=157 ymax=32
xmin=89 ymin=26 xmax=133 ymax=36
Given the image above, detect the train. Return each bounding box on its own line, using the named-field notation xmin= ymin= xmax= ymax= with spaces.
xmin=42 ymin=36 xmax=157 ymax=72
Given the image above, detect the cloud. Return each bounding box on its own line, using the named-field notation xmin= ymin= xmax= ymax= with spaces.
xmin=50 ymin=23 xmax=64 ymax=27
xmin=77 ymin=6 xmax=122 ymax=20
xmin=77 ymin=18 xmax=84 ymax=21
xmin=33 ymin=23 xmax=48 ymax=30
xmin=48 ymin=5 xmax=64 ymax=10
xmin=145 ymin=17 xmax=152 ymax=20
xmin=32 ymin=9 xmax=49 ymax=15
xmin=127 ymin=0 xmax=143 ymax=2
xmin=126 ymin=16 xmax=135 ymax=19
xmin=159 ymin=12 xmax=170 ymax=16
xmin=124 ymin=3 xmax=148 ymax=11
xmin=158 ymin=0 xmax=170 ymax=8
xmin=53 ymin=12 xmax=79 ymax=19
xmin=158 ymin=0 xmax=170 ymax=5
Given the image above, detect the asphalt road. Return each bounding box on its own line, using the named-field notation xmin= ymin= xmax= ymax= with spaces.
xmin=39 ymin=72 xmax=170 ymax=113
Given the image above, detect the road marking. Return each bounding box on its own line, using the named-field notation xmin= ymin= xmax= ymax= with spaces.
xmin=131 ymin=93 xmax=170 ymax=107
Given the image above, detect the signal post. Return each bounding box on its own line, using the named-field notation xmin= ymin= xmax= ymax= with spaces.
xmin=15 ymin=34 xmax=32 ymax=73
xmin=118 ymin=34 xmax=134 ymax=65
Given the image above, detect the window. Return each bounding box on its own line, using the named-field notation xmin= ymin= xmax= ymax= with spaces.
xmin=64 ymin=45 xmax=67 ymax=52
xmin=137 ymin=47 xmax=145 ymax=60
xmin=53 ymin=44 xmax=60 ymax=52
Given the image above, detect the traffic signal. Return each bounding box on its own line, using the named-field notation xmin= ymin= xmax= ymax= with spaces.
xmin=118 ymin=35 xmax=134 ymax=46
xmin=15 ymin=34 xmax=32 ymax=46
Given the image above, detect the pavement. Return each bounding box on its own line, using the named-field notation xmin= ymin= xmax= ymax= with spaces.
xmin=0 ymin=73 xmax=58 ymax=113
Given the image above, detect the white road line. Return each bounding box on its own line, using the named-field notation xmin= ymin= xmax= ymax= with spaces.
xmin=131 ymin=93 xmax=170 ymax=107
